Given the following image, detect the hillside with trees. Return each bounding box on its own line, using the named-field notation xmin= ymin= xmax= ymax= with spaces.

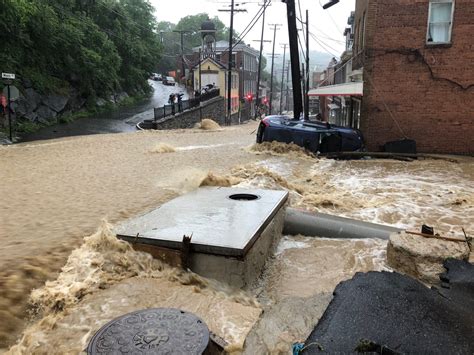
xmin=1 ymin=0 xmax=161 ymax=132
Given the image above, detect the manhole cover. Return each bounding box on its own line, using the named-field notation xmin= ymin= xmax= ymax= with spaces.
xmin=87 ymin=308 xmax=209 ymax=354
xmin=228 ymin=193 xmax=260 ymax=201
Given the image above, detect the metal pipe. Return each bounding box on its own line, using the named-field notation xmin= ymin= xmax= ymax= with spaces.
xmin=283 ymin=207 xmax=402 ymax=240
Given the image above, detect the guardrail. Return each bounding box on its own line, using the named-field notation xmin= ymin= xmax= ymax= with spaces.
xmin=154 ymin=89 xmax=220 ymax=120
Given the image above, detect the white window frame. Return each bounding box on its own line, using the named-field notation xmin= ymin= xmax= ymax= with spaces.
xmin=426 ymin=0 xmax=455 ymax=45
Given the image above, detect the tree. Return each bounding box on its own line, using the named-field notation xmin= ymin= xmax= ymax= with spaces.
xmin=174 ymin=14 xmax=229 ymax=49
xmin=0 ymin=0 xmax=162 ymax=100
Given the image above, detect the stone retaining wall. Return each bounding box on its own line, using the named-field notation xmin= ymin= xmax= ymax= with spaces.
xmin=154 ymin=97 xmax=252 ymax=130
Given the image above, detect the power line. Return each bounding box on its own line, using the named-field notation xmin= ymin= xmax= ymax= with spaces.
xmin=297 ymin=31 xmax=306 ymax=62
xmin=309 ymin=31 xmax=340 ymax=58
xmin=297 ymin=0 xmax=306 ymax=51
xmin=233 ymin=0 xmax=272 ymax=49
xmin=310 ymin=25 xmax=346 ymax=44
xmin=318 ymin=0 xmax=342 ymax=33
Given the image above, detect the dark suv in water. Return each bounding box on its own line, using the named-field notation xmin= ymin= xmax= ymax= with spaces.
xmin=256 ymin=115 xmax=364 ymax=153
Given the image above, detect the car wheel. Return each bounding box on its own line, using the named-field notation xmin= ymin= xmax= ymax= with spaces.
xmin=256 ymin=123 xmax=265 ymax=143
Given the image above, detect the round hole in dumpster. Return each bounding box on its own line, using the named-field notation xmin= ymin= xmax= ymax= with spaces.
xmin=87 ymin=308 xmax=209 ymax=354
xmin=228 ymin=193 xmax=260 ymax=201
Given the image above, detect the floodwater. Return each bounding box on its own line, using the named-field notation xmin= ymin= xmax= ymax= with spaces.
xmin=1 ymin=125 xmax=473 ymax=353
xmin=19 ymin=80 xmax=189 ymax=142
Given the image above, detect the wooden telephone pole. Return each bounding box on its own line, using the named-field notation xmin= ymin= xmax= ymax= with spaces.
xmin=282 ymin=0 xmax=302 ymax=120
xmin=219 ymin=2 xmax=247 ymax=125
xmin=279 ymin=44 xmax=287 ymax=114
xmin=268 ymin=24 xmax=281 ymax=115
xmin=173 ymin=30 xmax=191 ymax=85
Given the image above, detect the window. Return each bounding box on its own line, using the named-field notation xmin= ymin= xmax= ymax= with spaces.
xmin=216 ymin=54 xmax=221 ymax=62
xmin=427 ymin=0 xmax=454 ymax=44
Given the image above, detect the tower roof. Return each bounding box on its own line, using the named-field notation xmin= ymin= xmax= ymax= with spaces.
xmin=201 ymin=20 xmax=216 ymax=32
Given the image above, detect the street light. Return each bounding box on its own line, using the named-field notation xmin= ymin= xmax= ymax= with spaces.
xmin=322 ymin=0 xmax=339 ymax=9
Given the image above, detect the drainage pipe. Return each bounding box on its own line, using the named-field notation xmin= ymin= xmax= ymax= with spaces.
xmin=283 ymin=208 xmax=402 ymax=240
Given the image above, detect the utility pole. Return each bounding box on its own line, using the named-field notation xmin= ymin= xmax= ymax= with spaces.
xmin=301 ymin=61 xmax=306 ymax=117
xmin=285 ymin=60 xmax=290 ymax=112
xmin=305 ymin=9 xmax=310 ymax=120
xmin=253 ymin=39 xmax=271 ymax=117
xmin=219 ymin=3 xmax=247 ymax=124
xmin=198 ymin=48 xmax=202 ymax=121
xmin=283 ymin=0 xmax=302 ymax=120
xmin=7 ymin=85 xmax=12 ymax=141
xmin=173 ymin=30 xmax=191 ymax=86
xmin=227 ymin=0 xmax=235 ymax=125
xmin=254 ymin=0 xmax=268 ymax=119
xmin=279 ymin=44 xmax=287 ymax=114
xmin=268 ymin=24 xmax=281 ymax=115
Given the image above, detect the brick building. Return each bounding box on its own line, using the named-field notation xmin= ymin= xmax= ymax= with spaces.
xmin=353 ymin=0 xmax=474 ymax=154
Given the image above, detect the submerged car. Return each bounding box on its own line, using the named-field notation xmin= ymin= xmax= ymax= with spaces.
xmin=256 ymin=115 xmax=364 ymax=153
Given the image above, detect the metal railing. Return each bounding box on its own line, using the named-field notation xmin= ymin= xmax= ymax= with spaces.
xmin=154 ymin=89 xmax=220 ymax=120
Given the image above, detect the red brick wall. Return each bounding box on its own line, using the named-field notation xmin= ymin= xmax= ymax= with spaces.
xmin=357 ymin=0 xmax=474 ymax=154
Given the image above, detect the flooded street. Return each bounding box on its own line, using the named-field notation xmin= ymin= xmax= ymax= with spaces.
xmin=1 ymin=123 xmax=473 ymax=353
xmin=19 ymin=80 xmax=189 ymax=142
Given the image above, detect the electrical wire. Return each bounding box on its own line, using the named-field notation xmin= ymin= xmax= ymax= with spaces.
xmin=232 ymin=0 xmax=272 ymax=49
xmin=297 ymin=0 xmax=307 ymax=59
xmin=309 ymin=31 xmax=340 ymax=58
xmin=296 ymin=31 xmax=306 ymax=62
xmin=318 ymin=0 xmax=342 ymax=33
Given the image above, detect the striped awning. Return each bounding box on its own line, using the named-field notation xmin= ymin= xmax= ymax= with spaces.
xmin=308 ymin=82 xmax=363 ymax=97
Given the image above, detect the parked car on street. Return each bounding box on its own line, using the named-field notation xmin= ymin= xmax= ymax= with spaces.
xmin=256 ymin=115 xmax=364 ymax=153
xmin=162 ymin=76 xmax=176 ymax=86
xmin=151 ymin=73 xmax=162 ymax=81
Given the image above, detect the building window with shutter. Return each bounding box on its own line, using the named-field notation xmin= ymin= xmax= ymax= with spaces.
xmin=427 ymin=0 xmax=454 ymax=44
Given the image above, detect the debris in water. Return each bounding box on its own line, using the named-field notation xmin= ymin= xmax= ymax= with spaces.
xmin=248 ymin=141 xmax=316 ymax=159
xmin=8 ymin=221 xmax=261 ymax=353
xmin=198 ymin=119 xmax=221 ymax=130
xmin=199 ymin=172 xmax=240 ymax=187
xmin=150 ymin=142 xmax=176 ymax=153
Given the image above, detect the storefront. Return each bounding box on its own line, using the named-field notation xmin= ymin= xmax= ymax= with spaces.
xmin=308 ymin=82 xmax=363 ymax=128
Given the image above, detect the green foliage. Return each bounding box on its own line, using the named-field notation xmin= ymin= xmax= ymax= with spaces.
xmin=155 ymin=14 xmax=232 ymax=73
xmin=0 ymin=0 xmax=161 ymax=98
xmin=15 ymin=120 xmax=41 ymax=134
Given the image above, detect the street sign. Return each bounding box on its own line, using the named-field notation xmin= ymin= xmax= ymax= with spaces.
xmin=2 ymin=85 xmax=19 ymax=101
xmin=2 ymin=73 xmax=15 ymax=79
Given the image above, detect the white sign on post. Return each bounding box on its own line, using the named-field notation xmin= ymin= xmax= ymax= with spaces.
xmin=2 ymin=73 xmax=15 ymax=79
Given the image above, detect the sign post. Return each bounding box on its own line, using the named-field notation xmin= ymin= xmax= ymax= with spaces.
xmin=2 ymin=73 xmax=16 ymax=141
xmin=7 ymin=85 xmax=12 ymax=141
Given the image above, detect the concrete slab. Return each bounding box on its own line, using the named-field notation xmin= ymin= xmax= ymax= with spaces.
xmin=114 ymin=187 xmax=288 ymax=258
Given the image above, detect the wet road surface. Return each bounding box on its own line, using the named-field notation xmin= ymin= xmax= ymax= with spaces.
xmin=20 ymin=80 xmax=189 ymax=142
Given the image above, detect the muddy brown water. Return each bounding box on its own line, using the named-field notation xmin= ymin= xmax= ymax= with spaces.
xmin=1 ymin=125 xmax=473 ymax=353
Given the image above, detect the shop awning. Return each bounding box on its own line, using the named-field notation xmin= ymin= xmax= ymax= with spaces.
xmin=308 ymin=82 xmax=363 ymax=97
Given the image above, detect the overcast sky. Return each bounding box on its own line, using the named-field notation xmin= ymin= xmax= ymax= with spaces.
xmin=150 ymin=0 xmax=355 ymax=70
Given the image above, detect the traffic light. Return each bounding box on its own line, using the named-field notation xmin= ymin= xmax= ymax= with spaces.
xmin=246 ymin=93 xmax=253 ymax=101
xmin=263 ymin=97 xmax=268 ymax=105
